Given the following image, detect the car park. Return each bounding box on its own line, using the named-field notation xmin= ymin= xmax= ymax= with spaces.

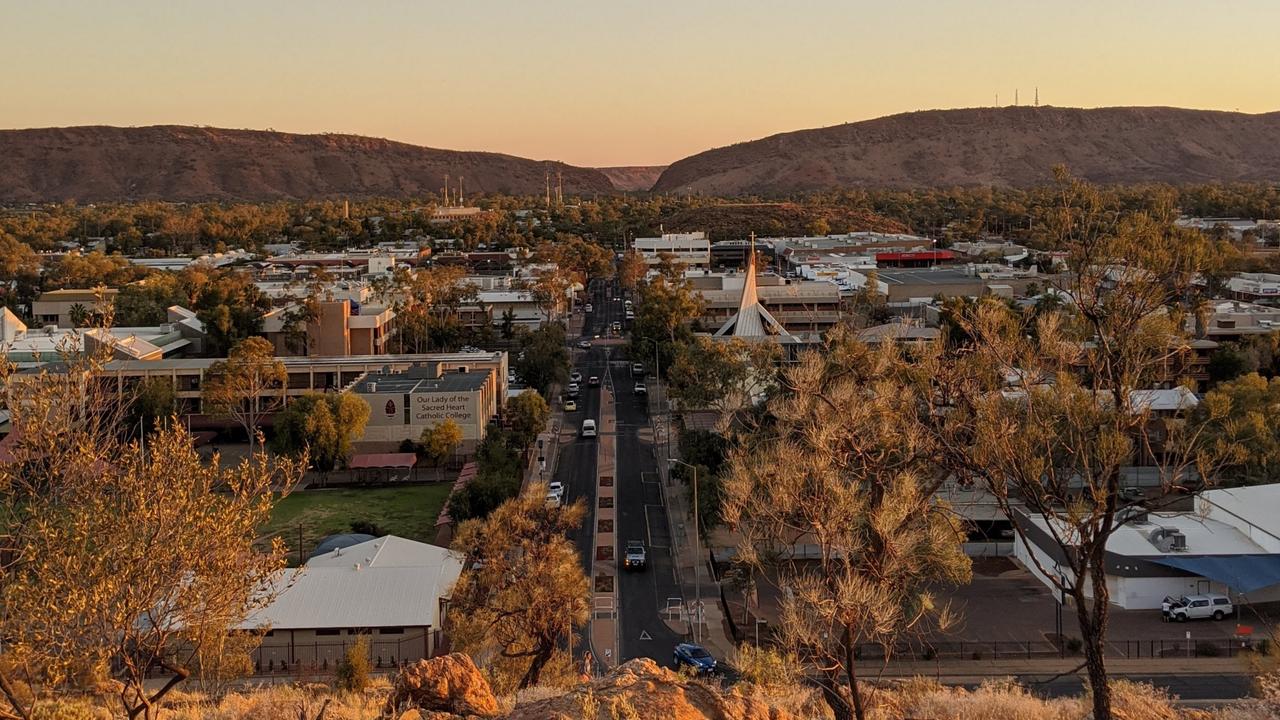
xmin=1162 ymin=594 xmax=1234 ymax=622
xmin=580 ymin=419 xmax=597 ymax=438
xmin=673 ymin=644 xmax=716 ymax=673
xmin=624 ymin=540 xmax=647 ymax=570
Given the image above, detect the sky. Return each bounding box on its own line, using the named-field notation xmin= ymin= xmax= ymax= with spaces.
xmin=3 ymin=1 xmax=1279 ymax=167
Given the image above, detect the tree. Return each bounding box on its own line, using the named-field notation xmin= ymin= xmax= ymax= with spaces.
xmin=130 ymin=376 xmax=177 ymax=435
xmin=335 ymin=636 xmax=371 ymax=692
xmin=937 ymin=172 xmax=1232 ymax=720
xmin=0 ymin=354 xmax=302 ymax=720
xmin=514 ymin=323 xmax=569 ymax=394
xmin=0 ymin=232 xmax=41 ymax=313
xmin=272 ymin=392 xmax=371 ymax=472
xmin=506 ymin=390 xmax=550 ymax=448
xmin=449 ymin=491 xmax=590 ymax=691
xmin=1199 ymin=373 xmax=1280 ymax=485
xmin=666 ymin=336 xmax=778 ymax=413
xmin=629 ymin=270 xmax=703 ymax=376
xmin=617 ymin=249 xmax=647 ymax=291
xmin=202 ymin=337 xmax=287 ymax=454
xmin=723 ymin=335 xmax=971 ymax=720
xmin=420 ymin=418 xmax=463 ymax=467
xmin=524 ymin=267 xmax=573 ymax=323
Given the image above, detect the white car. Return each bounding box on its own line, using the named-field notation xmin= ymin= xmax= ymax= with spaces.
xmin=548 ymin=481 xmax=564 ymax=499
xmin=585 ymin=303 xmax=594 ymax=313
xmin=581 ymin=419 xmax=597 ymax=438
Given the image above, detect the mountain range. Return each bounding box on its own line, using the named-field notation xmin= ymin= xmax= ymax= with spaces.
xmin=4 ymin=107 xmax=1280 ymax=202
xmin=0 ymin=125 xmax=613 ymax=202
xmin=653 ymin=106 xmax=1280 ymax=194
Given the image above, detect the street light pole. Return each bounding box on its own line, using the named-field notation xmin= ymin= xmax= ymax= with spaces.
xmin=669 ymin=458 xmax=701 ymax=644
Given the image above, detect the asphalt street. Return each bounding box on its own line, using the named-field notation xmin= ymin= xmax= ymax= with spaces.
xmin=560 ymin=278 xmax=686 ymax=666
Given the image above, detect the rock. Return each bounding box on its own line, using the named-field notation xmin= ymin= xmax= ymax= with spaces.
xmin=508 ymin=658 xmax=798 ymax=720
xmin=385 ymin=653 xmax=501 ymax=718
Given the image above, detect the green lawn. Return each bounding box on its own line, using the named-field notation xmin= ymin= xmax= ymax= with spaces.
xmin=261 ymin=484 xmax=454 ymax=563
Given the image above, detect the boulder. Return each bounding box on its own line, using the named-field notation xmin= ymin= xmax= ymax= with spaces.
xmin=385 ymin=653 xmax=500 ymax=718
xmin=507 ymin=658 xmax=797 ymax=720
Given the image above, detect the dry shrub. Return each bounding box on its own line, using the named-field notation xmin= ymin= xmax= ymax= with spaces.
xmin=887 ymin=677 xmax=1080 ymax=720
xmin=509 ymin=683 xmax=572 ymax=710
xmin=1105 ymin=679 xmax=1180 ymax=720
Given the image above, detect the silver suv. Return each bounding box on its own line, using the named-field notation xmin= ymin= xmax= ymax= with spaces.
xmin=1162 ymin=594 xmax=1233 ymax=622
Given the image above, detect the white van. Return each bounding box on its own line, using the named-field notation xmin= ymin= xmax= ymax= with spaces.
xmin=580 ymin=419 xmax=597 ymax=438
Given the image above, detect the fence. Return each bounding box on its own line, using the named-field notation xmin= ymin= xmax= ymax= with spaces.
xmin=851 ymin=636 xmax=1263 ymax=662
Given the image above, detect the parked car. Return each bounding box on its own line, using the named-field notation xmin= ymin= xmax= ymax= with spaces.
xmin=673 ymin=643 xmax=716 ymax=673
xmin=581 ymin=419 xmax=597 ymax=438
xmin=568 ymin=382 xmax=580 ymax=393
xmin=623 ymin=540 xmax=647 ymax=570
xmin=570 ymin=370 xmax=583 ymax=383
xmin=1163 ymin=594 xmax=1234 ymax=622
xmin=634 ymin=382 xmax=647 ymax=396
xmin=545 ymin=490 xmax=562 ymax=508
xmin=588 ymin=375 xmax=601 ymax=387
xmin=611 ymin=321 xmax=622 ymax=332
xmin=563 ymin=399 xmax=578 ymax=412
xmin=632 ymin=363 xmax=645 ymax=376
xmin=585 ymin=303 xmax=594 ymax=313
xmin=577 ymin=339 xmax=592 ymax=349
xmin=624 ymin=299 xmax=633 ymax=309
xmin=548 ymin=481 xmax=564 ymax=499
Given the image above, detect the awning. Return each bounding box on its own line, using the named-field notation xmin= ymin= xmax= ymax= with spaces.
xmin=1151 ymin=555 xmax=1280 ymax=594
xmin=348 ymin=452 xmax=418 ymax=470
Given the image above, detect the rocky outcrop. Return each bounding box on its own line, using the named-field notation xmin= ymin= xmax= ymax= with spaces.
xmin=507 ymin=658 xmax=799 ymax=720
xmin=653 ymin=106 xmax=1280 ymax=194
xmin=384 ymin=653 xmax=501 ymax=718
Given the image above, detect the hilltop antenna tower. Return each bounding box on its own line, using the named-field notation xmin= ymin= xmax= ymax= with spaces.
xmin=1035 ymin=87 xmax=1039 ymax=107
xmin=556 ymin=170 xmax=563 ymax=205
xmin=443 ymin=174 xmax=451 ymax=207
xmin=458 ymin=176 xmax=464 ymax=205
xmin=1015 ymin=89 xmax=1019 ymax=106
xmin=545 ymin=169 xmax=551 ymax=209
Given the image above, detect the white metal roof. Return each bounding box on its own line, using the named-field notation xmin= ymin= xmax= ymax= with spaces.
xmin=243 ymin=536 xmax=464 ymax=630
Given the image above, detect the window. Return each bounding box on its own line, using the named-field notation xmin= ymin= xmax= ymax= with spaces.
xmin=1191 ymin=600 xmax=1208 ymax=608
xmin=264 ymin=630 xmax=275 ymax=637
xmin=1213 ymin=598 xmax=1230 ymax=606
xmin=378 ymin=627 xmax=405 ymax=635
xmin=316 ymin=628 xmax=341 ymax=636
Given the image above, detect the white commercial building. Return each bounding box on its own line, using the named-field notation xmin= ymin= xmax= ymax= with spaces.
xmin=1014 ymin=484 xmax=1280 ymax=610
xmin=633 ymin=232 xmax=711 ymax=268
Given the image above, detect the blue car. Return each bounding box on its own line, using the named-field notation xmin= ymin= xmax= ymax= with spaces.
xmin=673 ymin=643 xmax=717 ymax=673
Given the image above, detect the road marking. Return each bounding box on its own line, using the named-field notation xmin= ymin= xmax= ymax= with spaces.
xmin=640 ymin=630 xmax=652 ymax=641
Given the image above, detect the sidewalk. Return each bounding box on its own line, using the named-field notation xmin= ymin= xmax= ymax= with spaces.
xmin=649 ymin=377 xmax=736 ymax=661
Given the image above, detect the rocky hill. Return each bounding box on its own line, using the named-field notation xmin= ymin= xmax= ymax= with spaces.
xmin=595 ymin=165 xmax=667 ymax=192
xmin=653 ymin=107 xmax=1280 ymax=195
xmin=0 ymin=126 xmax=615 ymax=202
